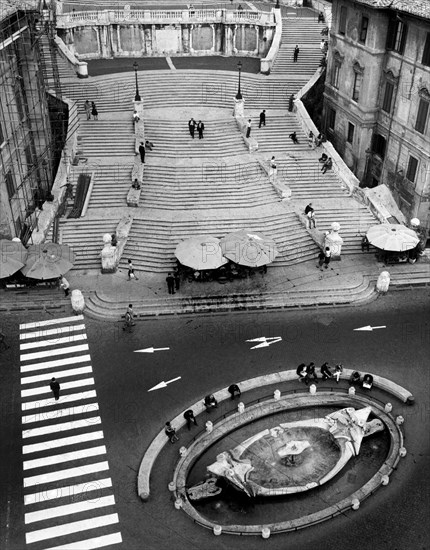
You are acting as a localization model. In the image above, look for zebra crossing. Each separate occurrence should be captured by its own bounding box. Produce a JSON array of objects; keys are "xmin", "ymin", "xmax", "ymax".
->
[{"xmin": 20, "ymin": 315, "xmax": 122, "ymax": 549}]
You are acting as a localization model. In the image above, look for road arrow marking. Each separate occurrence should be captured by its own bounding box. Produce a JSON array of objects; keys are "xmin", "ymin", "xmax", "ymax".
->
[
  {"xmin": 246, "ymin": 337, "xmax": 282, "ymax": 349},
  {"xmin": 134, "ymin": 347, "xmax": 170, "ymax": 353},
  {"xmin": 148, "ymin": 376, "xmax": 181, "ymax": 392},
  {"xmin": 353, "ymin": 325, "xmax": 386, "ymax": 332}
]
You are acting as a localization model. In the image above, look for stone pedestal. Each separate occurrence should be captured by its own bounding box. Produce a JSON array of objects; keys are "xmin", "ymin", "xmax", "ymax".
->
[
  {"xmin": 101, "ymin": 233, "xmax": 117, "ymax": 273},
  {"xmin": 234, "ymin": 97, "xmax": 245, "ymax": 118},
  {"xmin": 127, "ymin": 186, "xmax": 141, "ymax": 207}
]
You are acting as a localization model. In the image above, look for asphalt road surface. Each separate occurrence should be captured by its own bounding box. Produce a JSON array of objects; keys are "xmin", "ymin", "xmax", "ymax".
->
[{"xmin": 1, "ymin": 289, "xmax": 429, "ymax": 550}]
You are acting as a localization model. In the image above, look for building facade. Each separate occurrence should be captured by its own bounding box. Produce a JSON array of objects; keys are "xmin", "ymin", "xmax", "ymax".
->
[
  {"xmin": 0, "ymin": 5, "xmax": 61, "ymax": 243},
  {"xmin": 323, "ymin": 0, "xmax": 430, "ymax": 232}
]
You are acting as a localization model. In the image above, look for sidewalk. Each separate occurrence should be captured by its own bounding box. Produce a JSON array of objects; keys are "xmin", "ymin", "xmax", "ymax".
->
[{"xmin": 3, "ymin": 253, "xmax": 426, "ymax": 319}]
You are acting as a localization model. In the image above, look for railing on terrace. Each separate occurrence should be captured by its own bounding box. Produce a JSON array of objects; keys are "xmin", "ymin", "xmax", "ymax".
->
[{"xmin": 57, "ymin": 9, "xmax": 275, "ymax": 27}]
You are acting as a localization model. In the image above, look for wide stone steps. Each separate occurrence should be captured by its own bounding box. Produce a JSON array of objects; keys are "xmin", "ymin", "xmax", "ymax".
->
[
  {"xmin": 61, "ymin": 72, "xmax": 309, "ymax": 113},
  {"xmin": 143, "ymin": 119, "xmax": 248, "ymax": 158},
  {"xmin": 77, "ymin": 120, "xmax": 135, "ymax": 157},
  {"xmin": 83, "ymin": 276, "xmax": 377, "ymax": 320},
  {"xmin": 139, "ymin": 169, "xmax": 279, "ymax": 210},
  {"xmin": 39, "ymin": 36, "xmax": 76, "ymax": 86},
  {"xmin": 86, "ymin": 165, "xmax": 131, "ymax": 208},
  {"xmin": 119, "ymin": 213, "xmax": 319, "ymax": 273},
  {"xmin": 58, "ymin": 219, "xmax": 119, "ymax": 270},
  {"xmin": 282, "ymin": 16, "xmax": 325, "ymax": 44}
]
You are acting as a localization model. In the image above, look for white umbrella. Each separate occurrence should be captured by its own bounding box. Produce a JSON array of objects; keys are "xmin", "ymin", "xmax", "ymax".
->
[
  {"xmin": 366, "ymin": 224, "xmax": 419, "ymax": 252},
  {"xmin": 175, "ymin": 236, "xmax": 228, "ymax": 270},
  {"xmin": 0, "ymin": 239, "xmax": 28, "ymax": 278}
]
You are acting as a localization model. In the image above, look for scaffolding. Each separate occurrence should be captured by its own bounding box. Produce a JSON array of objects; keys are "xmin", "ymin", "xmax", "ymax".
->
[{"xmin": 0, "ymin": 1, "xmax": 68, "ymax": 244}]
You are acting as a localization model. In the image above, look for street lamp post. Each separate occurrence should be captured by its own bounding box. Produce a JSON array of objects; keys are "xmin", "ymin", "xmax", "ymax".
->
[
  {"xmin": 236, "ymin": 61, "xmax": 242, "ymax": 100},
  {"xmin": 276, "ymin": 0, "xmax": 280, "ymax": 8},
  {"xmin": 133, "ymin": 61, "xmax": 141, "ymax": 101}
]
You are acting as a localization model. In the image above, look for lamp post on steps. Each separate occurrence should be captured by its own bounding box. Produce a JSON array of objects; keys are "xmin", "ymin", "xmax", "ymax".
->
[
  {"xmin": 236, "ymin": 60, "xmax": 242, "ymax": 100},
  {"xmin": 133, "ymin": 61, "xmax": 141, "ymax": 102}
]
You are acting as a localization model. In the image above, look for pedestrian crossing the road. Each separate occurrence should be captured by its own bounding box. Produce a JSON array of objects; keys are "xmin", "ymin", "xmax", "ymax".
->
[{"xmin": 20, "ymin": 315, "xmax": 122, "ymax": 549}]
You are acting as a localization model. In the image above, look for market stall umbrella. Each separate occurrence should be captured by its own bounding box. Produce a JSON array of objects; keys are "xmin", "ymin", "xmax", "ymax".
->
[
  {"xmin": 21, "ymin": 243, "xmax": 75, "ymax": 280},
  {"xmin": 0, "ymin": 239, "xmax": 28, "ymax": 278},
  {"xmin": 366, "ymin": 224, "xmax": 419, "ymax": 252},
  {"xmin": 175, "ymin": 236, "xmax": 228, "ymax": 270},
  {"xmin": 220, "ymin": 230, "xmax": 278, "ymax": 267}
]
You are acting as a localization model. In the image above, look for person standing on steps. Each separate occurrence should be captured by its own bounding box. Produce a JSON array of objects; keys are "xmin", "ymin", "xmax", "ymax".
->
[
  {"xmin": 50, "ymin": 377, "xmax": 61, "ymax": 400},
  {"xmin": 166, "ymin": 272, "xmax": 175, "ymax": 294},
  {"xmin": 246, "ymin": 118, "xmax": 252, "ymax": 138},
  {"xmin": 173, "ymin": 269, "xmax": 180, "ymax": 291},
  {"xmin": 139, "ymin": 142, "xmax": 145, "ymax": 164},
  {"xmin": 188, "ymin": 118, "xmax": 196, "ymax": 138},
  {"xmin": 91, "ymin": 101, "xmax": 98, "ymax": 120},
  {"xmin": 84, "ymin": 100, "xmax": 91, "ymax": 120},
  {"xmin": 307, "ymin": 205, "xmax": 316, "ymax": 229},
  {"xmin": 59, "ymin": 275, "xmax": 70, "ymax": 297},
  {"xmin": 197, "ymin": 120, "xmax": 205, "ymax": 139},
  {"xmin": 288, "ymin": 93, "xmax": 295, "ymax": 112},
  {"xmin": 259, "ymin": 110, "xmax": 266, "ymax": 128},
  {"xmin": 293, "ymin": 45, "xmax": 300, "ymax": 62}
]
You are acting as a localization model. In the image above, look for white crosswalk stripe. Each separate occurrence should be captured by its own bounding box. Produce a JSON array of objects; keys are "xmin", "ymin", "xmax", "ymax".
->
[{"xmin": 20, "ymin": 315, "xmax": 122, "ymax": 548}]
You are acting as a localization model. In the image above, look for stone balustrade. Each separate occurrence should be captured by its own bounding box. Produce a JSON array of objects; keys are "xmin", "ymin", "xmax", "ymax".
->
[{"xmin": 57, "ymin": 8, "xmax": 275, "ymax": 28}]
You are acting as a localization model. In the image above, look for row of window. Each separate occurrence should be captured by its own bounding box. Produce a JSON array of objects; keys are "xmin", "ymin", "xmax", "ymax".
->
[
  {"xmin": 338, "ymin": 4, "xmax": 430, "ymax": 66},
  {"xmin": 326, "ymin": 108, "xmax": 419, "ymax": 183}
]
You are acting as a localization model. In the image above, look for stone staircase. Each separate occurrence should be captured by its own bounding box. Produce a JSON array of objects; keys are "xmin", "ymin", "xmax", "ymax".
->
[
  {"xmin": 77, "ymin": 119, "xmax": 135, "ymax": 157},
  {"xmin": 139, "ymin": 159, "xmax": 278, "ymax": 210},
  {"xmin": 119, "ymin": 210, "xmax": 319, "ymax": 274},
  {"xmin": 272, "ymin": 14, "xmax": 323, "ymax": 75},
  {"xmin": 39, "ymin": 35, "xmax": 77, "ymax": 87}
]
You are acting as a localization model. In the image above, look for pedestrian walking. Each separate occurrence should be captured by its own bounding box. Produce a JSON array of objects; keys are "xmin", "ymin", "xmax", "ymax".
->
[
  {"xmin": 318, "ymin": 11, "xmax": 325, "ymax": 23},
  {"xmin": 91, "ymin": 101, "xmax": 98, "ymax": 120},
  {"xmin": 288, "ymin": 93, "xmax": 295, "ymax": 112},
  {"xmin": 139, "ymin": 142, "xmax": 145, "ymax": 164},
  {"xmin": 361, "ymin": 235, "xmax": 370, "ymax": 252},
  {"xmin": 173, "ymin": 270, "xmax": 180, "ymax": 291},
  {"xmin": 197, "ymin": 120, "xmax": 205, "ymax": 139},
  {"xmin": 0, "ymin": 330, "xmax": 10, "ymax": 352},
  {"xmin": 307, "ymin": 206, "xmax": 316, "ymax": 229},
  {"xmin": 165, "ymin": 422, "xmax": 179, "ymax": 443},
  {"xmin": 320, "ymin": 362, "xmax": 333, "ymax": 381},
  {"xmin": 259, "ymin": 110, "xmax": 266, "ymax": 128},
  {"xmin": 50, "ymin": 377, "xmax": 61, "ymax": 400},
  {"xmin": 308, "ymin": 131, "xmax": 314, "ymax": 148},
  {"xmin": 59, "ymin": 275, "xmax": 70, "ymax": 297},
  {"xmin": 321, "ymin": 157, "xmax": 333, "ymax": 174},
  {"xmin": 184, "ymin": 409, "xmax": 198, "ymax": 430},
  {"xmin": 123, "ymin": 304, "xmax": 135, "ymax": 332},
  {"xmin": 293, "ymin": 45, "xmax": 300, "ymax": 62},
  {"xmin": 127, "ymin": 259, "xmax": 138, "ymax": 280},
  {"xmin": 188, "ymin": 118, "xmax": 196, "ymax": 138},
  {"xmin": 228, "ymin": 383, "xmax": 241, "ymax": 399},
  {"xmin": 84, "ymin": 100, "xmax": 91, "ymax": 120},
  {"xmin": 289, "ymin": 131, "xmax": 299, "ymax": 144},
  {"xmin": 317, "ymin": 246, "xmax": 331, "ymax": 269},
  {"xmin": 166, "ymin": 272, "xmax": 175, "ymax": 294},
  {"xmin": 246, "ymin": 118, "xmax": 252, "ymax": 138}
]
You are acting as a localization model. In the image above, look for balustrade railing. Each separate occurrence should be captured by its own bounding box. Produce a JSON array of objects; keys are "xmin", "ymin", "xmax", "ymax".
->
[{"xmin": 58, "ymin": 9, "xmax": 274, "ymax": 27}]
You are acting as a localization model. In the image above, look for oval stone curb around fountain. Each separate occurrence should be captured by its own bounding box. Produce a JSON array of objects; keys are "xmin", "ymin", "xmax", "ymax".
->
[
  {"xmin": 137, "ymin": 368, "xmax": 413, "ymax": 501},
  {"xmin": 172, "ymin": 393, "xmax": 404, "ymax": 535}
]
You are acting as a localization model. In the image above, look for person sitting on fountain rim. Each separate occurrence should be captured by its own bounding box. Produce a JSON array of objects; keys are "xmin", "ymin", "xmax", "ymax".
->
[
  {"xmin": 320, "ymin": 362, "xmax": 333, "ymax": 381},
  {"xmin": 165, "ymin": 421, "xmax": 179, "ymax": 443},
  {"xmin": 349, "ymin": 371, "xmax": 361, "ymax": 385},
  {"xmin": 204, "ymin": 394, "xmax": 218, "ymax": 412},
  {"xmin": 228, "ymin": 384, "xmax": 241, "ymax": 399},
  {"xmin": 334, "ymin": 364, "xmax": 343, "ymax": 383},
  {"xmin": 304, "ymin": 363, "xmax": 318, "ymax": 385},
  {"xmin": 296, "ymin": 363, "xmax": 307, "ymax": 382},
  {"xmin": 362, "ymin": 374, "xmax": 373, "ymax": 390}
]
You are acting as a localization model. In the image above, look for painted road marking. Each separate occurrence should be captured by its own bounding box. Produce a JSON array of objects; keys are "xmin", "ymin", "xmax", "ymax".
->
[
  {"xmin": 25, "ymin": 513, "xmax": 119, "ymax": 544},
  {"xmin": 20, "ymin": 333, "xmax": 87, "ymax": 350},
  {"xmin": 23, "ymin": 430, "xmax": 105, "ymax": 455},
  {"xmin": 23, "ymin": 445, "xmax": 107, "ymax": 470},
  {"xmin": 25, "ymin": 494, "xmax": 115, "ymax": 524},
  {"xmin": 22, "ymin": 390, "xmax": 97, "ymax": 411},
  {"xmin": 20, "ymin": 315, "xmax": 121, "ymax": 548},
  {"xmin": 20, "ymin": 315, "xmax": 84, "ymax": 329},
  {"xmin": 24, "ymin": 478, "xmax": 113, "ymax": 506}
]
